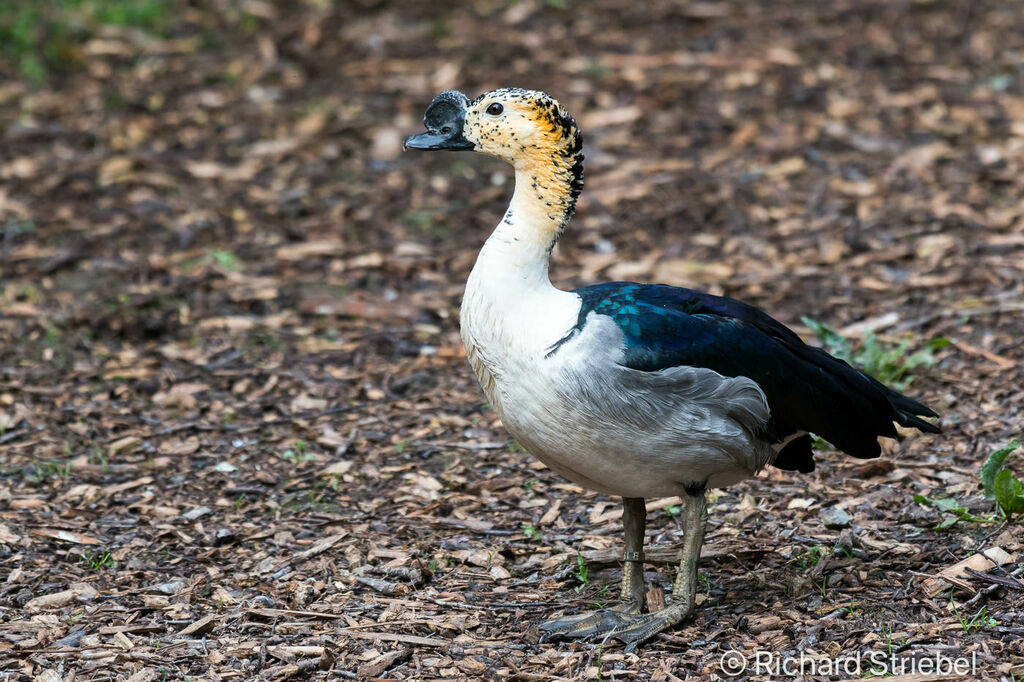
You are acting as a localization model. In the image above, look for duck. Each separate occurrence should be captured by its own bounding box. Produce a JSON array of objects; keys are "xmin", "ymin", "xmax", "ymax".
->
[{"xmin": 404, "ymin": 88, "xmax": 940, "ymax": 650}]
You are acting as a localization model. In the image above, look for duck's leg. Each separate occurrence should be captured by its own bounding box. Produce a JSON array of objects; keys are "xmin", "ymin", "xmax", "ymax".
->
[
  {"xmin": 606, "ymin": 487, "xmax": 707, "ymax": 651},
  {"xmin": 618, "ymin": 496, "xmax": 648, "ymax": 609},
  {"xmin": 537, "ymin": 497, "xmax": 647, "ymax": 639}
]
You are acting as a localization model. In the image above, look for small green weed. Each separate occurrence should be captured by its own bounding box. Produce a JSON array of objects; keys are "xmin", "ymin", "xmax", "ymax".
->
[
  {"xmin": 981, "ymin": 440, "xmax": 1024, "ymax": 519},
  {"xmin": 521, "ymin": 523, "xmax": 540, "ymax": 542},
  {"xmin": 573, "ymin": 551, "xmax": 588, "ymax": 592},
  {"xmin": 880, "ymin": 621, "xmax": 906, "ymax": 653},
  {"xmin": 801, "ymin": 317, "xmax": 947, "ymax": 389},
  {"xmin": 913, "ymin": 494, "xmax": 992, "ymax": 530},
  {"xmin": 794, "ymin": 546, "xmax": 823, "ymax": 570},
  {"xmin": 89, "ymin": 444, "xmax": 108, "ymax": 468},
  {"xmin": 207, "ymin": 248, "xmax": 240, "ymax": 270},
  {"xmin": 282, "ymin": 440, "xmax": 314, "ymax": 463},
  {"xmin": 41, "ymin": 459, "xmax": 72, "ymax": 480},
  {"xmin": 950, "ymin": 592, "xmax": 997, "ymax": 632},
  {"xmin": 80, "ymin": 549, "xmax": 116, "ymax": 571}
]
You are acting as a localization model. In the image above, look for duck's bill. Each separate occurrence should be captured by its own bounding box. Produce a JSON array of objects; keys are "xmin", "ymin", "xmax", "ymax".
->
[
  {"xmin": 403, "ymin": 131, "xmax": 473, "ymax": 151},
  {"xmin": 404, "ymin": 89, "xmax": 474, "ymax": 152}
]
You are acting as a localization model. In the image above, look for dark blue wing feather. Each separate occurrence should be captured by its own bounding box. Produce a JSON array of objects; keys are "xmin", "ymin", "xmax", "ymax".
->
[{"xmin": 570, "ymin": 282, "xmax": 938, "ymax": 469}]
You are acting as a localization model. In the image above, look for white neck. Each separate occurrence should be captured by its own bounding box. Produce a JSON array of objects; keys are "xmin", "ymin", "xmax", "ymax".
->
[
  {"xmin": 460, "ymin": 163, "xmax": 584, "ymax": 411},
  {"xmin": 471, "ymin": 164, "xmax": 574, "ymax": 289}
]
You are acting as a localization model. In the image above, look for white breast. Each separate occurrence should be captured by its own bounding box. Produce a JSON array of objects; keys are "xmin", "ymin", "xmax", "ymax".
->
[{"xmin": 460, "ymin": 250, "xmax": 580, "ymax": 419}]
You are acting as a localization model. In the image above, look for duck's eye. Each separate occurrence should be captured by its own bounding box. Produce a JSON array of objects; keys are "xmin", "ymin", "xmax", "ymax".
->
[
  {"xmin": 486, "ymin": 102, "xmax": 504, "ymax": 116},
  {"xmin": 441, "ymin": 125, "xmax": 452, "ymax": 134}
]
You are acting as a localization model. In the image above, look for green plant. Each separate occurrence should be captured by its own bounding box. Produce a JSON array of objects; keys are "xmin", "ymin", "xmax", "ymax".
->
[
  {"xmin": 834, "ymin": 543, "xmax": 854, "ymax": 559},
  {"xmin": 89, "ymin": 444, "xmax": 108, "ymax": 468},
  {"xmin": 45, "ymin": 324, "xmax": 61, "ymax": 346},
  {"xmin": 802, "ymin": 317, "xmax": 947, "ymax": 389},
  {"xmin": 981, "ymin": 440, "xmax": 1024, "ymax": 518},
  {"xmin": 41, "ymin": 459, "xmax": 72, "ymax": 480},
  {"xmin": 573, "ymin": 551, "xmax": 588, "ymax": 591},
  {"xmin": 282, "ymin": 440, "xmax": 314, "ymax": 463},
  {"xmin": 207, "ymin": 248, "xmax": 240, "ymax": 271},
  {"xmin": 879, "ymin": 621, "xmax": 905, "ymax": 654},
  {"xmin": 950, "ymin": 591, "xmax": 996, "ymax": 632},
  {"xmin": 80, "ymin": 550, "xmax": 116, "ymax": 571},
  {"xmin": 794, "ymin": 546, "xmax": 823, "ymax": 570},
  {"xmin": 521, "ymin": 523, "xmax": 540, "ymax": 541},
  {"xmin": 913, "ymin": 494, "xmax": 991, "ymax": 529}
]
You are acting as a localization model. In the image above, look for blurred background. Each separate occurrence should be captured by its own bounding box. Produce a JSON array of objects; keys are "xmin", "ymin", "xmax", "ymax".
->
[{"xmin": 1, "ymin": 1, "xmax": 1023, "ymax": 678}]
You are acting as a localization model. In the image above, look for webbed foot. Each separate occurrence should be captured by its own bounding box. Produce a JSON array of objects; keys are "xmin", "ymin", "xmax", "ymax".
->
[
  {"xmin": 538, "ymin": 600, "xmax": 694, "ymax": 650},
  {"xmin": 606, "ymin": 601, "xmax": 695, "ymax": 652},
  {"xmin": 538, "ymin": 602, "xmax": 642, "ymax": 641}
]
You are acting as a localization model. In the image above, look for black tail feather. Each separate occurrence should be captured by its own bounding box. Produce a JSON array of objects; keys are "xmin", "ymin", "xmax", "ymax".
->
[{"xmin": 886, "ymin": 391, "xmax": 941, "ymax": 434}]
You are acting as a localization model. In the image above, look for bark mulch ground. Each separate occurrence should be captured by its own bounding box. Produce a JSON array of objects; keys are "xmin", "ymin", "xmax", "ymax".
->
[{"xmin": 1, "ymin": 1, "xmax": 1022, "ymax": 679}]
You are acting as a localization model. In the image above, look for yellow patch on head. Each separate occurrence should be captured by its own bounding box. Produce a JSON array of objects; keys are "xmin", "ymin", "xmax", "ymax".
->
[
  {"xmin": 461, "ymin": 88, "xmax": 581, "ymax": 169},
  {"xmin": 460, "ymin": 88, "xmax": 585, "ymax": 240}
]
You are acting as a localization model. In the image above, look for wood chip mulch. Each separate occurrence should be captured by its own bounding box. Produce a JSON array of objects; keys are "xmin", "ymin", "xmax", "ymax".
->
[{"xmin": 1, "ymin": 0, "xmax": 1022, "ymax": 679}]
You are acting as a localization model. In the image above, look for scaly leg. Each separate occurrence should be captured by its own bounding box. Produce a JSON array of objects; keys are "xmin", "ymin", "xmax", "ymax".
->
[
  {"xmin": 538, "ymin": 497, "xmax": 647, "ymax": 640},
  {"xmin": 607, "ymin": 487, "xmax": 707, "ymax": 652}
]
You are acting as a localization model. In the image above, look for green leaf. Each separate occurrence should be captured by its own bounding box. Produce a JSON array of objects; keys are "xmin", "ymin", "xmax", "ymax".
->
[
  {"xmin": 993, "ymin": 469, "xmax": 1024, "ymax": 517},
  {"xmin": 981, "ymin": 440, "xmax": 1020, "ymax": 499},
  {"xmin": 801, "ymin": 316, "xmax": 851, "ymax": 362},
  {"xmin": 935, "ymin": 516, "xmax": 960, "ymax": 530},
  {"xmin": 932, "ymin": 498, "xmax": 966, "ymax": 513},
  {"xmin": 914, "ymin": 494, "xmax": 964, "ymax": 512}
]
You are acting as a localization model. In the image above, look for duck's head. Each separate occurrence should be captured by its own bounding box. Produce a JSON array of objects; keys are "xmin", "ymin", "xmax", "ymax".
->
[
  {"xmin": 406, "ymin": 88, "xmax": 584, "ymax": 232},
  {"xmin": 405, "ymin": 88, "xmax": 582, "ymax": 169}
]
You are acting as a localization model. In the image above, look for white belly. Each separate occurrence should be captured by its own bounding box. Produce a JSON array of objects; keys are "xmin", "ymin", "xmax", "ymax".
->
[{"xmin": 461, "ymin": 278, "xmax": 768, "ymax": 497}]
